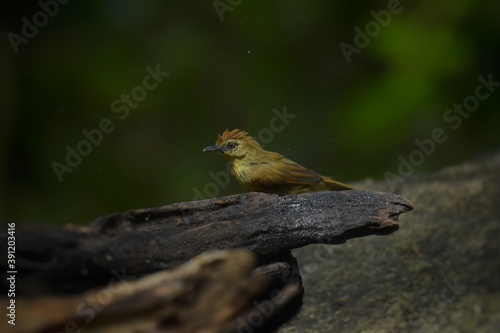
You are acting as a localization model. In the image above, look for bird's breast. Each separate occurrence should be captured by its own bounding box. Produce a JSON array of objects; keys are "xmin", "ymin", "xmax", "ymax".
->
[{"xmin": 230, "ymin": 161, "xmax": 255, "ymax": 189}]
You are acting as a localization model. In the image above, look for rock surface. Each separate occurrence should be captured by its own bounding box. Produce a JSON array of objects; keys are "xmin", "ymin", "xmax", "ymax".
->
[{"xmin": 278, "ymin": 152, "xmax": 500, "ymax": 333}]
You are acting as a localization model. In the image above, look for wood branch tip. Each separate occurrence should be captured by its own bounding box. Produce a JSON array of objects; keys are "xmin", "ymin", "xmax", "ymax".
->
[{"xmin": 395, "ymin": 197, "xmax": 414, "ymax": 213}]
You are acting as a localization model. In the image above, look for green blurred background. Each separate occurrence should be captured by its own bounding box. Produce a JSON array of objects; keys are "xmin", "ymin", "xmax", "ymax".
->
[{"xmin": 1, "ymin": 0, "xmax": 499, "ymax": 225}]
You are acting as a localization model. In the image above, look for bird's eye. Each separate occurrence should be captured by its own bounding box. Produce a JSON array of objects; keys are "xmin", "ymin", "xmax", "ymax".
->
[{"xmin": 227, "ymin": 142, "xmax": 237, "ymax": 149}]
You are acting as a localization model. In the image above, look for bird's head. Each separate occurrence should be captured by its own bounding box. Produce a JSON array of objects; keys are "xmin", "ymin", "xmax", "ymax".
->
[{"xmin": 203, "ymin": 129, "xmax": 261, "ymax": 160}]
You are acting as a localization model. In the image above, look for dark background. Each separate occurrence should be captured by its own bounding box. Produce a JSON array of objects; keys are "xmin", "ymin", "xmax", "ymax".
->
[{"xmin": 1, "ymin": 0, "xmax": 499, "ymax": 225}]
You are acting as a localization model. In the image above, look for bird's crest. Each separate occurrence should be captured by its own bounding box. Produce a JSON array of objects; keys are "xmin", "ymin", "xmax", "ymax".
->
[{"xmin": 216, "ymin": 129, "xmax": 249, "ymax": 145}]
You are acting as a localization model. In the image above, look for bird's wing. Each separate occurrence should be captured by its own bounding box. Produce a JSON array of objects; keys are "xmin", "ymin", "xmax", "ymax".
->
[{"xmin": 250, "ymin": 155, "xmax": 323, "ymax": 191}]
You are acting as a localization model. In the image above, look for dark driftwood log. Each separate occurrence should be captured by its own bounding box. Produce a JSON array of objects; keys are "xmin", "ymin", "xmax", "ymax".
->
[
  {"xmin": 5, "ymin": 250, "xmax": 303, "ymax": 333},
  {"xmin": 8, "ymin": 190, "xmax": 412, "ymax": 295}
]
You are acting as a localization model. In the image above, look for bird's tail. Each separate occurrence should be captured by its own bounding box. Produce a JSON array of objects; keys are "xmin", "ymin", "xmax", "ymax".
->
[{"xmin": 323, "ymin": 177, "xmax": 353, "ymax": 191}]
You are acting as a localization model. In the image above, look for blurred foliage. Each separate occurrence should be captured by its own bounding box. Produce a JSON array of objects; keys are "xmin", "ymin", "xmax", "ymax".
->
[{"xmin": 1, "ymin": 0, "xmax": 499, "ymax": 225}]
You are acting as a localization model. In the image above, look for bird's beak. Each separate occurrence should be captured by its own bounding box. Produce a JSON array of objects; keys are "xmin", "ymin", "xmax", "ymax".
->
[{"xmin": 202, "ymin": 145, "xmax": 223, "ymax": 153}]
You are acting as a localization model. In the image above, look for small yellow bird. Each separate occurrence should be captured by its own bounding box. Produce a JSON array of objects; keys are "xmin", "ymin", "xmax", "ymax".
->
[{"xmin": 203, "ymin": 129, "xmax": 352, "ymax": 195}]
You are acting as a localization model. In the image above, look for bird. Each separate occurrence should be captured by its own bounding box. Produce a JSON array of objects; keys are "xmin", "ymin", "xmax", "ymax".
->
[{"xmin": 202, "ymin": 129, "xmax": 352, "ymax": 195}]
